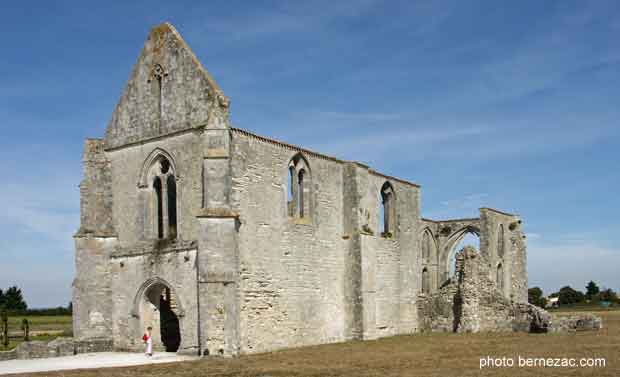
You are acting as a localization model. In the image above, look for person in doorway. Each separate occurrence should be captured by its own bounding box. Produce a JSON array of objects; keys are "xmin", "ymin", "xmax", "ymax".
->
[{"xmin": 143, "ymin": 326, "xmax": 153, "ymax": 356}]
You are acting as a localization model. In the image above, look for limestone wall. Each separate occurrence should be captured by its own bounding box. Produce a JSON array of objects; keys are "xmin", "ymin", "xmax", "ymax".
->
[
  {"xmin": 104, "ymin": 23, "xmax": 225, "ymax": 150},
  {"xmin": 108, "ymin": 242, "xmax": 199, "ymax": 354},
  {"xmin": 231, "ymin": 131, "xmax": 348, "ymax": 353},
  {"xmin": 418, "ymin": 246, "xmax": 539, "ymax": 333},
  {"xmin": 230, "ymin": 131, "xmax": 421, "ymax": 353},
  {"xmin": 105, "ymin": 131, "xmax": 204, "ymax": 247}
]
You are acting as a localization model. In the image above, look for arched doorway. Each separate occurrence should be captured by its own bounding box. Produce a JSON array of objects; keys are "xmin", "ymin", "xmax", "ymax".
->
[{"xmin": 137, "ymin": 279, "xmax": 181, "ymax": 352}]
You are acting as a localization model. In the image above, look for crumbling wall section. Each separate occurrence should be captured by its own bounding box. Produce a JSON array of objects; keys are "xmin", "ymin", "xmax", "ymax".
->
[
  {"xmin": 479, "ymin": 208, "xmax": 527, "ymax": 303},
  {"xmin": 418, "ymin": 246, "xmax": 533, "ymax": 333},
  {"xmin": 73, "ymin": 139, "xmax": 117, "ymax": 342}
]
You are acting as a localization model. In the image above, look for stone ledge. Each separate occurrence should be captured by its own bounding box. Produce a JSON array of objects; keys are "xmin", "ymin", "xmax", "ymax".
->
[
  {"xmin": 73, "ymin": 228, "xmax": 118, "ymax": 238},
  {"xmin": 0, "ymin": 348, "xmax": 17, "ymax": 361},
  {"xmin": 110, "ymin": 239, "xmax": 198, "ymax": 258},
  {"xmin": 195, "ymin": 208, "xmax": 239, "ymax": 218},
  {"xmin": 0, "ymin": 337, "xmax": 106, "ymax": 361}
]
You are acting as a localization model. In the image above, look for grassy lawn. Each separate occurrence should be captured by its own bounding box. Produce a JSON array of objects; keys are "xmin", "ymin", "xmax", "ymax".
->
[
  {"xmin": 1, "ymin": 315, "xmax": 72, "ymax": 351},
  {"xmin": 7, "ymin": 311, "xmax": 619, "ymax": 377}
]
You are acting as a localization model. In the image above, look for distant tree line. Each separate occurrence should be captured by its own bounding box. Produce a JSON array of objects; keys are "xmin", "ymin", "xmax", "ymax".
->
[
  {"xmin": 0, "ymin": 286, "xmax": 72, "ymax": 316},
  {"xmin": 528, "ymin": 281, "xmax": 619, "ymax": 308}
]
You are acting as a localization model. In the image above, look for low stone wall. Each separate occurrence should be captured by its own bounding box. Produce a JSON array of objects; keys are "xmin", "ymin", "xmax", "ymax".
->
[
  {"xmin": 550, "ymin": 314, "xmax": 603, "ymax": 333},
  {"xmin": 0, "ymin": 349, "xmax": 17, "ymax": 361},
  {"xmin": 0, "ymin": 337, "xmax": 113, "ymax": 362},
  {"xmin": 75, "ymin": 338, "xmax": 114, "ymax": 354}
]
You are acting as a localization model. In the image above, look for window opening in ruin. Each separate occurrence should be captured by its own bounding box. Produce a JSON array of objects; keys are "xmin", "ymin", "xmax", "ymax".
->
[
  {"xmin": 148, "ymin": 64, "xmax": 167, "ymax": 132},
  {"xmin": 497, "ymin": 224, "xmax": 505, "ymax": 259},
  {"xmin": 298, "ymin": 169, "xmax": 305, "ymax": 218},
  {"xmin": 422, "ymin": 267, "xmax": 430, "ymax": 294},
  {"xmin": 497, "ymin": 263, "xmax": 504, "ymax": 292},
  {"xmin": 148, "ymin": 154, "xmax": 177, "ymax": 240},
  {"xmin": 167, "ymin": 175, "xmax": 177, "ymax": 239},
  {"xmin": 288, "ymin": 166, "xmax": 295, "ymax": 203},
  {"xmin": 287, "ymin": 153, "xmax": 311, "ymax": 220},
  {"xmin": 449, "ymin": 232, "xmax": 480, "ymax": 276},
  {"xmin": 153, "ymin": 177, "xmax": 163, "ymax": 239},
  {"xmin": 422, "ymin": 231, "xmax": 431, "ymax": 261},
  {"xmin": 380, "ymin": 182, "xmax": 395, "ymax": 237}
]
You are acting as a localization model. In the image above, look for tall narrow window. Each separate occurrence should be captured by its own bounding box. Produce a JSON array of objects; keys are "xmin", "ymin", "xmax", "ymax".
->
[
  {"xmin": 422, "ymin": 231, "xmax": 430, "ymax": 260},
  {"xmin": 148, "ymin": 64, "xmax": 167, "ymax": 132},
  {"xmin": 144, "ymin": 152, "xmax": 178, "ymax": 240},
  {"xmin": 497, "ymin": 224, "xmax": 505, "ymax": 259},
  {"xmin": 167, "ymin": 175, "xmax": 177, "ymax": 238},
  {"xmin": 286, "ymin": 153, "xmax": 311, "ymax": 220},
  {"xmin": 380, "ymin": 182, "xmax": 395, "ymax": 236},
  {"xmin": 298, "ymin": 169, "xmax": 305, "ymax": 218},
  {"xmin": 154, "ymin": 177, "xmax": 163, "ymax": 239},
  {"xmin": 422, "ymin": 268, "xmax": 430, "ymax": 294},
  {"xmin": 497, "ymin": 263, "xmax": 504, "ymax": 292}
]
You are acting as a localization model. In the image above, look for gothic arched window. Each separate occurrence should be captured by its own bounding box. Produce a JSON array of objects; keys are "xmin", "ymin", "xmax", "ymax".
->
[
  {"xmin": 380, "ymin": 182, "xmax": 395, "ymax": 237},
  {"xmin": 153, "ymin": 177, "xmax": 163, "ymax": 239},
  {"xmin": 497, "ymin": 224, "xmax": 505, "ymax": 259},
  {"xmin": 422, "ymin": 267, "xmax": 430, "ymax": 294},
  {"xmin": 287, "ymin": 153, "xmax": 311, "ymax": 220},
  {"xmin": 144, "ymin": 153, "xmax": 178, "ymax": 240},
  {"xmin": 497, "ymin": 263, "xmax": 504, "ymax": 292},
  {"xmin": 422, "ymin": 231, "xmax": 431, "ymax": 260}
]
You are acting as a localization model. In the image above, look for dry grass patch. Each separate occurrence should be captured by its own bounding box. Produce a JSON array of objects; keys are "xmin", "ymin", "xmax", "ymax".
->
[{"xmin": 10, "ymin": 311, "xmax": 620, "ymax": 377}]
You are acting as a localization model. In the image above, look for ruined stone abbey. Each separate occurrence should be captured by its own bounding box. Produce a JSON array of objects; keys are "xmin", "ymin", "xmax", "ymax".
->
[{"xmin": 73, "ymin": 23, "xmax": 532, "ymax": 357}]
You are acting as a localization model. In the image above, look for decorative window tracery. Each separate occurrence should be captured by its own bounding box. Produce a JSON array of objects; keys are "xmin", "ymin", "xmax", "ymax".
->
[
  {"xmin": 143, "ymin": 152, "xmax": 178, "ymax": 240},
  {"xmin": 287, "ymin": 153, "xmax": 311, "ymax": 220}
]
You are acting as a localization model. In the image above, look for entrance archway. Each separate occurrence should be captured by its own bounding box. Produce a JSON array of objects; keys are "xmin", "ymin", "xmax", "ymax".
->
[{"xmin": 135, "ymin": 278, "xmax": 181, "ymax": 352}]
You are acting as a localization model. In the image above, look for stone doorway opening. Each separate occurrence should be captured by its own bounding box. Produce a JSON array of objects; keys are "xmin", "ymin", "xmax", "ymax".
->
[{"xmin": 139, "ymin": 280, "xmax": 181, "ymax": 352}]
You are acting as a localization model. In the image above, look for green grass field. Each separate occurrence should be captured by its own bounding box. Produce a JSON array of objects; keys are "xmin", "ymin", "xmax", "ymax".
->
[
  {"xmin": 7, "ymin": 310, "xmax": 619, "ymax": 377},
  {"xmin": 2, "ymin": 315, "xmax": 72, "ymax": 350}
]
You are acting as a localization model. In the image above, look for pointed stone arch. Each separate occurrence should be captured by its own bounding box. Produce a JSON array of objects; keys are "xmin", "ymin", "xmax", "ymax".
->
[
  {"xmin": 138, "ymin": 148, "xmax": 178, "ymax": 188},
  {"xmin": 497, "ymin": 262, "xmax": 504, "ymax": 293},
  {"xmin": 131, "ymin": 277, "xmax": 184, "ymax": 353},
  {"xmin": 380, "ymin": 181, "xmax": 396, "ymax": 237},
  {"xmin": 420, "ymin": 227, "xmax": 439, "ymax": 264},
  {"xmin": 441, "ymin": 225, "xmax": 481, "ymax": 278},
  {"xmin": 137, "ymin": 148, "xmax": 180, "ymax": 240},
  {"xmin": 131, "ymin": 277, "xmax": 184, "ymax": 318},
  {"xmin": 286, "ymin": 152, "xmax": 312, "ymax": 219}
]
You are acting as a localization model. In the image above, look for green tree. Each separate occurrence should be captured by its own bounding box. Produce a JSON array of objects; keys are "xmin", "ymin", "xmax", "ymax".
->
[
  {"xmin": 586, "ymin": 281, "xmax": 600, "ymax": 300},
  {"xmin": 4, "ymin": 286, "xmax": 27, "ymax": 311},
  {"xmin": 599, "ymin": 288, "xmax": 618, "ymax": 303},
  {"xmin": 558, "ymin": 286, "xmax": 585, "ymax": 305},
  {"xmin": 528, "ymin": 287, "xmax": 547, "ymax": 308},
  {"xmin": 0, "ymin": 289, "xmax": 5, "ymax": 308},
  {"xmin": 1, "ymin": 307, "xmax": 7, "ymax": 348}
]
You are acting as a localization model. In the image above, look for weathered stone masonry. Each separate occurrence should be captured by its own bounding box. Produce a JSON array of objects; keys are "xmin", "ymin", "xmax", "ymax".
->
[{"xmin": 73, "ymin": 23, "xmax": 531, "ymax": 357}]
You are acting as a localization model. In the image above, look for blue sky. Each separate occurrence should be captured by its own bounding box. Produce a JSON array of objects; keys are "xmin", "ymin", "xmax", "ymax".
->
[{"xmin": 1, "ymin": 1, "xmax": 619, "ymax": 307}]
